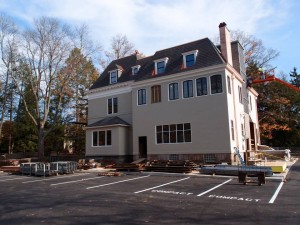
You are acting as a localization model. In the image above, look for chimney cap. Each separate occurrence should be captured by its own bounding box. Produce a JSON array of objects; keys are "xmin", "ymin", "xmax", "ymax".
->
[{"xmin": 218, "ymin": 22, "xmax": 227, "ymax": 28}]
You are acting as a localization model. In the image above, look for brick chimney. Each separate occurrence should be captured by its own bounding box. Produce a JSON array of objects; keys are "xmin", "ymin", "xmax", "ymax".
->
[{"xmin": 219, "ymin": 22, "xmax": 233, "ymax": 66}]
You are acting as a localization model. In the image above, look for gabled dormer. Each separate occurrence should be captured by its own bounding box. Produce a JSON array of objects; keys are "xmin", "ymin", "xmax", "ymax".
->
[
  {"xmin": 132, "ymin": 65, "xmax": 141, "ymax": 75},
  {"xmin": 182, "ymin": 50, "xmax": 198, "ymax": 69},
  {"xmin": 109, "ymin": 68, "xmax": 123, "ymax": 84},
  {"xmin": 154, "ymin": 57, "xmax": 169, "ymax": 75}
]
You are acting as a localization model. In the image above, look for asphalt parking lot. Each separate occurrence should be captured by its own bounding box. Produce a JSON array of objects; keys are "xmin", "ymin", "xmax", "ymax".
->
[{"xmin": 0, "ymin": 160, "xmax": 299, "ymax": 225}]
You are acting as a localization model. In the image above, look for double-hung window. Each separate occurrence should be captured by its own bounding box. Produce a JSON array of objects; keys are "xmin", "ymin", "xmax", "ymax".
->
[
  {"xmin": 92, "ymin": 130, "xmax": 112, "ymax": 147},
  {"xmin": 196, "ymin": 77, "xmax": 207, "ymax": 96},
  {"xmin": 183, "ymin": 80, "xmax": 193, "ymax": 98},
  {"xmin": 227, "ymin": 76, "xmax": 231, "ymax": 94},
  {"xmin": 238, "ymin": 86, "xmax": 243, "ymax": 103},
  {"xmin": 151, "ymin": 85, "xmax": 161, "ymax": 103},
  {"xmin": 108, "ymin": 97, "xmax": 118, "ymax": 114},
  {"xmin": 211, "ymin": 74, "xmax": 223, "ymax": 94},
  {"xmin": 138, "ymin": 89, "xmax": 146, "ymax": 105},
  {"xmin": 169, "ymin": 83, "xmax": 179, "ymax": 100},
  {"xmin": 110, "ymin": 71, "xmax": 118, "ymax": 84}
]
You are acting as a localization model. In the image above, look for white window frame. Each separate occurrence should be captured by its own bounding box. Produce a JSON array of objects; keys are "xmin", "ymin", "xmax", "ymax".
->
[
  {"xmin": 182, "ymin": 80, "xmax": 194, "ymax": 99},
  {"xmin": 137, "ymin": 88, "xmax": 147, "ymax": 105},
  {"xmin": 109, "ymin": 69, "xmax": 122, "ymax": 84},
  {"xmin": 168, "ymin": 82, "xmax": 179, "ymax": 101},
  {"xmin": 132, "ymin": 65, "xmax": 141, "ymax": 75},
  {"xmin": 182, "ymin": 50, "xmax": 198, "ymax": 68},
  {"xmin": 210, "ymin": 74, "xmax": 223, "ymax": 94},
  {"xmin": 154, "ymin": 57, "xmax": 169, "ymax": 75},
  {"xmin": 195, "ymin": 77, "xmax": 208, "ymax": 97},
  {"xmin": 92, "ymin": 130, "xmax": 112, "ymax": 147},
  {"xmin": 107, "ymin": 97, "xmax": 118, "ymax": 114}
]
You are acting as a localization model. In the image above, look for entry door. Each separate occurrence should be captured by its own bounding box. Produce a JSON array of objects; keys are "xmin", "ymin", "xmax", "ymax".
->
[{"xmin": 138, "ymin": 136, "xmax": 147, "ymax": 159}]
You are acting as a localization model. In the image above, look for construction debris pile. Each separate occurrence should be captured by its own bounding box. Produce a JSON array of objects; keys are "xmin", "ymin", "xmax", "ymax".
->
[{"xmin": 145, "ymin": 160, "xmax": 198, "ymax": 173}]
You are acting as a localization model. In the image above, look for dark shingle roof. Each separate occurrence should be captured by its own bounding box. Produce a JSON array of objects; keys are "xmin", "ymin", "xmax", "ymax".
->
[
  {"xmin": 90, "ymin": 38, "xmax": 224, "ymax": 90},
  {"xmin": 86, "ymin": 116, "xmax": 130, "ymax": 128}
]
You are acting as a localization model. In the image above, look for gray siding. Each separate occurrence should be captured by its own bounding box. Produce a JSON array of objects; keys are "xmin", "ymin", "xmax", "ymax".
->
[
  {"xmin": 88, "ymin": 91, "xmax": 133, "ymax": 125},
  {"xmin": 132, "ymin": 71, "xmax": 231, "ymax": 157}
]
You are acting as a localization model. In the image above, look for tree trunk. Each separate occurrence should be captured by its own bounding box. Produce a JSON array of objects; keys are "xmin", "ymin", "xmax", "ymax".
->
[{"xmin": 37, "ymin": 127, "xmax": 45, "ymax": 158}]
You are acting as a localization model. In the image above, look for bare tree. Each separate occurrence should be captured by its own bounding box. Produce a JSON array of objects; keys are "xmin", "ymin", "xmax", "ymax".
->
[
  {"xmin": 71, "ymin": 23, "xmax": 102, "ymax": 63},
  {"xmin": 214, "ymin": 30, "xmax": 279, "ymax": 70},
  {"xmin": 11, "ymin": 17, "xmax": 73, "ymax": 157},
  {"xmin": 0, "ymin": 13, "xmax": 19, "ymax": 149},
  {"xmin": 101, "ymin": 34, "xmax": 135, "ymax": 69}
]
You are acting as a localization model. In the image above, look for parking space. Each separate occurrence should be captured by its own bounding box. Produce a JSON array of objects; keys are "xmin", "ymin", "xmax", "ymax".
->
[
  {"xmin": 0, "ymin": 162, "xmax": 299, "ymax": 225},
  {"xmin": 0, "ymin": 171, "xmax": 284, "ymax": 205}
]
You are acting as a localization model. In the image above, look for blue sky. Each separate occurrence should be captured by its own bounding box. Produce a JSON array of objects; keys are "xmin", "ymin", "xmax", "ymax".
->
[{"xmin": 0, "ymin": 0, "xmax": 299, "ymax": 76}]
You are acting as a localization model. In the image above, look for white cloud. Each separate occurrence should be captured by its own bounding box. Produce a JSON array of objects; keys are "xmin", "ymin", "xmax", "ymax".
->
[{"xmin": 0, "ymin": 0, "xmax": 296, "ymax": 71}]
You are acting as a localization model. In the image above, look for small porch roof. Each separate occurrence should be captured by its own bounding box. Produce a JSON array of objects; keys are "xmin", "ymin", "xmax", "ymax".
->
[{"xmin": 86, "ymin": 116, "xmax": 130, "ymax": 129}]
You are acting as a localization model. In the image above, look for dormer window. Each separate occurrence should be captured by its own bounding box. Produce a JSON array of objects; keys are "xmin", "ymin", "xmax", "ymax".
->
[
  {"xmin": 154, "ymin": 57, "xmax": 169, "ymax": 75},
  {"xmin": 132, "ymin": 65, "xmax": 141, "ymax": 75},
  {"xmin": 182, "ymin": 50, "xmax": 198, "ymax": 68},
  {"xmin": 109, "ymin": 69, "xmax": 122, "ymax": 84}
]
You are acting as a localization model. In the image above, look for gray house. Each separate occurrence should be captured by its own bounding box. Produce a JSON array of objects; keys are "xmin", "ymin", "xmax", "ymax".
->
[{"xmin": 85, "ymin": 23, "xmax": 260, "ymax": 164}]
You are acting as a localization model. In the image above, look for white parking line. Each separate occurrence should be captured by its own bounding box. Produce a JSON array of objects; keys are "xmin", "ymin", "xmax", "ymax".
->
[
  {"xmin": 86, "ymin": 175, "xmax": 150, "ymax": 189},
  {"xmin": 22, "ymin": 173, "xmax": 89, "ymax": 184},
  {"xmin": 134, "ymin": 177, "xmax": 190, "ymax": 194},
  {"xmin": 0, "ymin": 176, "xmax": 31, "ymax": 182},
  {"xmin": 197, "ymin": 179, "xmax": 232, "ymax": 197},
  {"xmin": 51, "ymin": 176, "xmax": 104, "ymax": 186},
  {"xmin": 269, "ymin": 181, "xmax": 284, "ymax": 204}
]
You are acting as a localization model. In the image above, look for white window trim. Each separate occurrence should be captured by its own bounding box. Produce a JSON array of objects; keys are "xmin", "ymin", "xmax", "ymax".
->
[
  {"xmin": 132, "ymin": 65, "xmax": 141, "ymax": 75},
  {"xmin": 182, "ymin": 79, "xmax": 194, "ymax": 99},
  {"xmin": 210, "ymin": 74, "xmax": 223, "ymax": 95},
  {"xmin": 168, "ymin": 82, "xmax": 180, "ymax": 101},
  {"xmin": 107, "ymin": 97, "xmax": 118, "ymax": 115},
  {"xmin": 109, "ymin": 69, "xmax": 122, "ymax": 84},
  {"xmin": 182, "ymin": 50, "xmax": 198, "ymax": 68},
  {"xmin": 195, "ymin": 77, "xmax": 208, "ymax": 97},
  {"xmin": 155, "ymin": 123, "xmax": 192, "ymax": 144},
  {"xmin": 154, "ymin": 57, "xmax": 169, "ymax": 75},
  {"xmin": 92, "ymin": 130, "xmax": 112, "ymax": 147},
  {"xmin": 137, "ymin": 88, "xmax": 147, "ymax": 106}
]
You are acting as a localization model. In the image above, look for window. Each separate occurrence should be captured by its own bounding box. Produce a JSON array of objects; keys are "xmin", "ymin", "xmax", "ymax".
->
[
  {"xmin": 138, "ymin": 89, "xmax": 146, "ymax": 105},
  {"xmin": 185, "ymin": 54, "xmax": 195, "ymax": 67},
  {"xmin": 108, "ymin": 97, "xmax": 118, "ymax": 114},
  {"xmin": 231, "ymin": 120, "xmax": 235, "ymax": 141},
  {"xmin": 169, "ymin": 83, "xmax": 179, "ymax": 100},
  {"xmin": 151, "ymin": 85, "xmax": 161, "ymax": 103},
  {"xmin": 92, "ymin": 130, "xmax": 112, "ymax": 146},
  {"xmin": 238, "ymin": 86, "xmax": 243, "ymax": 103},
  {"xmin": 211, "ymin": 74, "xmax": 223, "ymax": 94},
  {"xmin": 182, "ymin": 50, "xmax": 198, "ymax": 68},
  {"xmin": 227, "ymin": 76, "xmax": 231, "ymax": 94},
  {"xmin": 203, "ymin": 154, "xmax": 217, "ymax": 163},
  {"xmin": 156, "ymin": 123, "xmax": 191, "ymax": 144},
  {"xmin": 132, "ymin": 65, "xmax": 140, "ymax": 75},
  {"xmin": 241, "ymin": 124, "xmax": 245, "ymax": 137},
  {"xmin": 154, "ymin": 57, "xmax": 169, "ymax": 75},
  {"xmin": 196, "ymin": 77, "xmax": 207, "ymax": 96},
  {"xmin": 249, "ymin": 96, "xmax": 252, "ymax": 111},
  {"xmin": 183, "ymin": 80, "xmax": 193, "ymax": 98},
  {"xmin": 157, "ymin": 61, "xmax": 165, "ymax": 74},
  {"xmin": 110, "ymin": 71, "xmax": 117, "ymax": 84}
]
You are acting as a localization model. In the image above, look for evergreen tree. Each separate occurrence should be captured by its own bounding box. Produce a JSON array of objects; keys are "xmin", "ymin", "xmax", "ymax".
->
[
  {"xmin": 289, "ymin": 67, "xmax": 300, "ymax": 89},
  {"xmin": 13, "ymin": 81, "xmax": 37, "ymax": 153}
]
